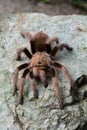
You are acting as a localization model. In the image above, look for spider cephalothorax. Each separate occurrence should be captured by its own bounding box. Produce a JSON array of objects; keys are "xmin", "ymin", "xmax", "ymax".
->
[
  {"xmin": 13, "ymin": 52, "xmax": 78, "ymax": 109},
  {"xmin": 16, "ymin": 31, "xmax": 73, "ymax": 60}
]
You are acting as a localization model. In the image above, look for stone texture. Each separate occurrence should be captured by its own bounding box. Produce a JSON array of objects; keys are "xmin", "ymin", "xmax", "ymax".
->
[{"xmin": 0, "ymin": 13, "xmax": 87, "ymax": 130}]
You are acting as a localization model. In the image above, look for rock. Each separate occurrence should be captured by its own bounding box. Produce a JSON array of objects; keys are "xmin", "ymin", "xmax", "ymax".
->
[{"xmin": 0, "ymin": 13, "xmax": 87, "ymax": 130}]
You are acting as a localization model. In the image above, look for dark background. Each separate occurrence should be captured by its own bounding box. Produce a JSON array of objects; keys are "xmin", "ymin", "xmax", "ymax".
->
[{"xmin": 0, "ymin": 0, "xmax": 87, "ymax": 17}]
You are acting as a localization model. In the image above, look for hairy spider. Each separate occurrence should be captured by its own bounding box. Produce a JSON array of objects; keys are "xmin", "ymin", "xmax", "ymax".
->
[
  {"xmin": 16, "ymin": 31, "xmax": 73, "ymax": 60},
  {"xmin": 13, "ymin": 52, "xmax": 78, "ymax": 109}
]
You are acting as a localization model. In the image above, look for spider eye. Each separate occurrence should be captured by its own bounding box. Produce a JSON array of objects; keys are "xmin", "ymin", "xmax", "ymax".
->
[{"xmin": 38, "ymin": 61, "xmax": 41, "ymax": 64}]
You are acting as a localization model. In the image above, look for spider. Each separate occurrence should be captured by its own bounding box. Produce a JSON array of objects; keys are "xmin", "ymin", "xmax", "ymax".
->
[
  {"xmin": 16, "ymin": 31, "xmax": 73, "ymax": 60},
  {"xmin": 13, "ymin": 52, "xmax": 78, "ymax": 109}
]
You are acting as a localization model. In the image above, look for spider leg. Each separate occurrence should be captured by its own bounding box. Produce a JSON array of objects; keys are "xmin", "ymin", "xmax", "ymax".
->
[
  {"xmin": 58, "ymin": 43, "xmax": 73, "ymax": 51},
  {"xmin": 16, "ymin": 47, "xmax": 32, "ymax": 60},
  {"xmin": 53, "ymin": 61, "xmax": 79, "ymax": 102},
  {"xmin": 30, "ymin": 39, "xmax": 36, "ymax": 54},
  {"xmin": 13, "ymin": 63, "xmax": 29, "ymax": 96},
  {"xmin": 18, "ymin": 68, "xmax": 29, "ymax": 104},
  {"xmin": 50, "ymin": 44, "xmax": 73, "ymax": 57},
  {"xmin": 20, "ymin": 31, "xmax": 36, "ymax": 54},
  {"xmin": 17, "ymin": 31, "xmax": 33, "ymax": 60},
  {"xmin": 53, "ymin": 61, "xmax": 74, "ymax": 86},
  {"xmin": 29, "ymin": 76, "xmax": 38, "ymax": 99},
  {"xmin": 39, "ymin": 70, "xmax": 48, "ymax": 88},
  {"xmin": 46, "ymin": 36, "xmax": 59, "ymax": 44},
  {"xmin": 20, "ymin": 31, "xmax": 32, "ymax": 40},
  {"xmin": 45, "ymin": 44, "xmax": 51, "ymax": 54},
  {"xmin": 50, "ymin": 46, "xmax": 59, "ymax": 56},
  {"xmin": 50, "ymin": 67, "xmax": 63, "ymax": 109}
]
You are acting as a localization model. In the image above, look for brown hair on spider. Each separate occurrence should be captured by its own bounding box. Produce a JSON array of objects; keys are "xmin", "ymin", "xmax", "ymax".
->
[
  {"xmin": 13, "ymin": 52, "xmax": 79, "ymax": 109},
  {"xmin": 16, "ymin": 30, "xmax": 73, "ymax": 61}
]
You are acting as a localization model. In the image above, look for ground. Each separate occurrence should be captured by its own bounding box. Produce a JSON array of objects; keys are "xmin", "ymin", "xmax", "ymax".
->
[{"xmin": 0, "ymin": 0, "xmax": 86, "ymax": 17}]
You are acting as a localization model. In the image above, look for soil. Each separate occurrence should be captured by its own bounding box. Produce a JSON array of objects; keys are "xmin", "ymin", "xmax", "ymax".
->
[{"xmin": 0, "ymin": 0, "xmax": 86, "ymax": 17}]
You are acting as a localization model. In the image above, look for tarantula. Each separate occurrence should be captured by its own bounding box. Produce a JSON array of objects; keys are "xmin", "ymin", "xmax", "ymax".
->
[
  {"xmin": 16, "ymin": 31, "xmax": 73, "ymax": 60},
  {"xmin": 13, "ymin": 52, "xmax": 78, "ymax": 109}
]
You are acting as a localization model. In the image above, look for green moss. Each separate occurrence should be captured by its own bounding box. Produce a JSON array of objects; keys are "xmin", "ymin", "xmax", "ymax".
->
[
  {"xmin": 41, "ymin": 0, "xmax": 50, "ymax": 3},
  {"xmin": 72, "ymin": 0, "xmax": 87, "ymax": 11}
]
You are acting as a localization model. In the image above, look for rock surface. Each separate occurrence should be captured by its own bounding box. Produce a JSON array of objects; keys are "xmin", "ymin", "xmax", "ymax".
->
[{"xmin": 0, "ymin": 13, "xmax": 87, "ymax": 130}]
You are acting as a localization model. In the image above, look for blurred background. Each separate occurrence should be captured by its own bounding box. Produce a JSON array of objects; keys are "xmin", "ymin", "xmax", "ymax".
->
[{"xmin": 0, "ymin": 0, "xmax": 87, "ymax": 17}]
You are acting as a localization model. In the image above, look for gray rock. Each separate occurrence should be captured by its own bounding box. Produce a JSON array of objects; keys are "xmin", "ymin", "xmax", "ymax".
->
[{"xmin": 0, "ymin": 13, "xmax": 87, "ymax": 130}]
